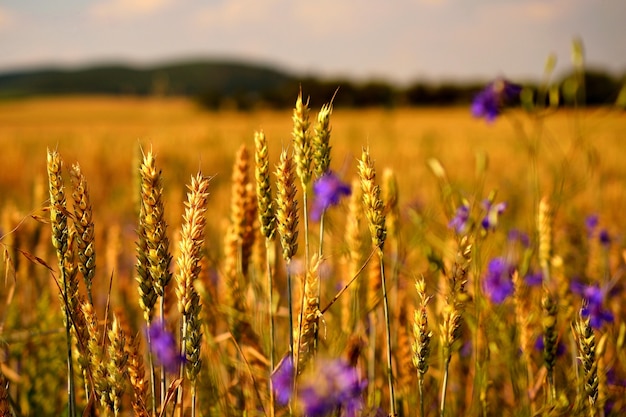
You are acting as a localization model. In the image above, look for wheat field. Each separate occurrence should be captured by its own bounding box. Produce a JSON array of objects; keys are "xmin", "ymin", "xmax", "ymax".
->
[{"xmin": 0, "ymin": 95, "xmax": 625, "ymax": 416}]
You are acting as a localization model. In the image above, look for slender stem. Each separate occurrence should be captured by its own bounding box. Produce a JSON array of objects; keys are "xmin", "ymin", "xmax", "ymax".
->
[
  {"xmin": 146, "ymin": 318, "xmax": 158, "ymax": 417},
  {"xmin": 177, "ymin": 317, "xmax": 188, "ymax": 417},
  {"xmin": 302, "ymin": 187, "xmax": 310, "ymax": 272},
  {"xmin": 160, "ymin": 300, "xmax": 167, "ymax": 417},
  {"xmin": 266, "ymin": 239, "xmax": 276, "ymax": 417},
  {"xmin": 378, "ymin": 253, "xmax": 396, "ymax": 416},
  {"xmin": 367, "ymin": 312, "xmax": 376, "ymax": 407},
  {"xmin": 191, "ymin": 384, "xmax": 197, "ymax": 417},
  {"xmin": 61, "ymin": 268, "xmax": 77, "ymax": 417},
  {"xmin": 313, "ymin": 210, "xmax": 325, "ymax": 355},
  {"xmin": 286, "ymin": 263, "xmax": 295, "ymax": 400},
  {"xmin": 418, "ymin": 372, "xmax": 425, "ymax": 417},
  {"xmin": 440, "ymin": 357, "xmax": 451, "ymax": 417}
]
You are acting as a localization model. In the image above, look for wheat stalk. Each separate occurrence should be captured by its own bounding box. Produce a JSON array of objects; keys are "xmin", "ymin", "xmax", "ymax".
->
[
  {"xmin": 358, "ymin": 147, "xmax": 396, "ymax": 416},
  {"xmin": 175, "ymin": 173, "xmax": 209, "ymax": 416},
  {"xmin": 46, "ymin": 148, "xmax": 77, "ymax": 417}
]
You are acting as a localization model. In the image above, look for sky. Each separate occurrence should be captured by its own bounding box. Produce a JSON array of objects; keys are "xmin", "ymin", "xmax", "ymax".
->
[{"xmin": 1, "ymin": 0, "xmax": 625, "ymax": 84}]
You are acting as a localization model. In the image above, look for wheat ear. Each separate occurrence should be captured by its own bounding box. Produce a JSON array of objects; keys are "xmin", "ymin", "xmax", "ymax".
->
[
  {"xmin": 46, "ymin": 148, "xmax": 77, "ymax": 417},
  {"xmin": 413, "ymin": 277, "xmax": 432, "ymax": 417},
  {"xmin": 254, "ymin": 130, "xmax": 277, "ymax": 417},
  {"xmin": 69, "ymin": 163, "xmax": 96, "ymax": 304},
  {"xmin": 358, "ymin": 147, "xmax": 396, "ymax": 416},
  {"xmin": 175, "ymin": 173, "xmax": 209, "ymax": 416},
  {"xmin": 573, "ymin": 308, "xmax": 599, "ymax": 417},
  {"xmin": 275, "ymin": 149, "xmax": 299, "ymax": 371}
]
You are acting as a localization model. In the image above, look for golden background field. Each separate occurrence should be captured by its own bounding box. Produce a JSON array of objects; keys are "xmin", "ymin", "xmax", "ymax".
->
[{"xmin": 2, "ymin": 97, "xmax": 624, "ymax": 228}]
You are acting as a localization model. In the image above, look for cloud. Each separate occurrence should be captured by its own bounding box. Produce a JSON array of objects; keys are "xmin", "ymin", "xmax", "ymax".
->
[{"xmin": 90, "ymin": 0, "xmax": 173, "ymax": 19}]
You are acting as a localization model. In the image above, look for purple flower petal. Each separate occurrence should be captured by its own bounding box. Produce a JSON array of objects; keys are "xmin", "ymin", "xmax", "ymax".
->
[
  {"xmin": 472, "ymin": 78, "xmax": 522, "ymax": 122},
  {"xmin": 311, "ymin": 171, "xmax": 351, "ymax": 222},
  {"xmin": 147, "ymin": 320, "xmax": 185, "ymax": 374},
  {"xmin": 272, "ymin": 355, "xmax": 295, "ymax": 405},
  {"xmin": 483, "ymin": 257, "xmax": 514, "ymax": 303},
  {"xmin": 449, "ymin": 202, "xmax": 470, "ymax": 234}
]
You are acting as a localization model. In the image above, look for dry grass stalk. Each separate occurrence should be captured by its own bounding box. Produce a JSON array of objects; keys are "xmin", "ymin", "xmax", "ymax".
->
[
  {"xmin": 312, "ymin": 102, "xmax": 332, "ymax": 178},
  {"xmin": 69, "ymin": 163, "xmax": 96, "ymax": 303}
]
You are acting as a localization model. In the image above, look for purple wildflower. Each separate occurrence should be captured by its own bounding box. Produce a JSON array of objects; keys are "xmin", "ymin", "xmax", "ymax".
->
[
  {"xmin": 147, "ymin": 321, "xmax": 185, "ymax": 374},
  {"xmin": 524, "ymin": 270, "xmax": 543, "ymax": 286},
  {"xmin": 449, "ymin": 202, "xmax": 470, "ymax": 234},
  {"xmin": 471, "ymin": 78, "xmax": 522, "ymax": 122},
  {"xmin": 585, "ymin": 214, "xmax": 599, "ymax": 233},
  {"xmin": 483, "ymin": 257, "xmax": 515, "ymax": 303},
  {"xmin": 297, "ymin": 359, "xmax": 366, "ymax": 417},
  {"xmin": 571, "ymin": 282, "xmax": 614, "ymax": 329},
  {"xmin": 581, "ymin": 285, "xmax": 614, "ymax": 329},
  {"xmin": 311, "ymin": 171, "xmax": 351, "ymax": 222},
  {"xmin": 272, "ymin": 355, "xmax": 295, "ymax": 405},
  {"xmin": 508, "ymin": 228, "xmax": 530, "ymax": 248},
  {"xmin": 599, "ymin": 229, "xmax": 611, "ymax": 247},
  {"xmin": 481, "ymin": 199, "xmax": 507, "ymax": 232}
]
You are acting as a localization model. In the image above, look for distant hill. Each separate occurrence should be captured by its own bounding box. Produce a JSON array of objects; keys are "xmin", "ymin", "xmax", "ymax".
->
[
  {"xmin": 1, "ymin": 60, "xmax": 622, "ymax": 109},
  {"xmin": 0, "ymin": 60, "xmax": 297, "ymax": 99}
]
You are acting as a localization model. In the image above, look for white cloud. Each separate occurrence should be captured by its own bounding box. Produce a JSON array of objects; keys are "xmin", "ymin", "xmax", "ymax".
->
[{"xmin": 90, "ymin": 0, "xmax": 173, "ymax": 19}]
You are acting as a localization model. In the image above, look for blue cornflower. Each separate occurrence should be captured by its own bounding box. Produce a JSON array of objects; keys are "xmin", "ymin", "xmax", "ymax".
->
[
  {"xmin": 311, "ymin": 171, "xmax": 351, "ymax": 222},
  {"xmin": 471, "ymin": 78, "xmax": 522, "ymax": 122},
  {"xmin": 449, "ymin": 202, "xmax": 470, "ymax": 234},
  {"xmin": 524, "ymin": 270, "xmax": 543, "ymax": 286},
  {"xmin": 599, "ymin": 229, "xmax": 611, "ymax": 248},
  {"xmin": 585, "ymin": 214, "xmax": 599, "ymax": 235},
  {"xmin": 296, "ymin": 358, "xmax": 366, "ymax": 417},
  {"xmin": 481, "ymin": 199, "xmax": 507, "ymax": 232},
  {"xmin": 147, "ymin": 321, "xmax": 185, "ymax": 374},
  {"xmin": 483, "ymin": 257, "xmax": 515, "ymax": 303},
  {"xmin": 571, "ymin": 282, "xmax": 614, "ymax": 329},
  {"xmin": 272, "ymin": 355, "xmax": 295, "ymax": 405},
  {"xmin": 508, "ymin": 228, "xmax": 530, "ymax": 248}
]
